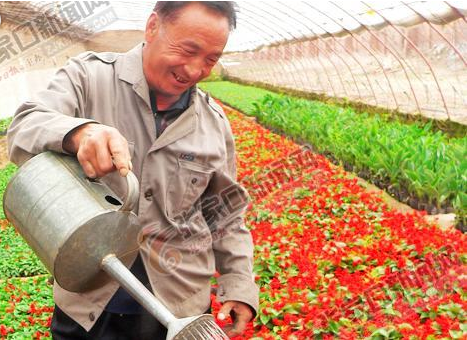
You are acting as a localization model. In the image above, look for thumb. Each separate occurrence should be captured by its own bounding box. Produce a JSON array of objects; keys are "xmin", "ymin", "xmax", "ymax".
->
[{"xmin": 217, "ymin": 301, "xmax": 235, "ymax": 321}]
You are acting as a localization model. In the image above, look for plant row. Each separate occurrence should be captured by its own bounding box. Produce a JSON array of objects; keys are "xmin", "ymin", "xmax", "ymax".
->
[{"xmin": 199, "ymin": 81, "xmax": 466, "ymax": 227}]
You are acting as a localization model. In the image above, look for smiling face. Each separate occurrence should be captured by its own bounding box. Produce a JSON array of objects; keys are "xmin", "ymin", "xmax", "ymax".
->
[{"xmin": 142, "ymin": 2, "xmax": 230, "ymax": 107}]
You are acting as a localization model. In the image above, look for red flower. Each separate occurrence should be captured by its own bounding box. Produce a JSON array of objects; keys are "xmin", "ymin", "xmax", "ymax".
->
[{"xmin": 0, "ymin": 325, "xmax": 8, "ymax": 336}]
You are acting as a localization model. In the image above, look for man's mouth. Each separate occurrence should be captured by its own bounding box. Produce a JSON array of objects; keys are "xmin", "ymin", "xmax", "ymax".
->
[{"xmin": 172, "ymin": 72, "xmax": 189, "ymax": 84}]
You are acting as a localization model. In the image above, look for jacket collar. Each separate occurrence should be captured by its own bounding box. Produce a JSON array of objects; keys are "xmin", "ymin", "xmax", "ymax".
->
[{"xmin": 118, "ymin": 43, "xmax": 151, "ymax": 109}]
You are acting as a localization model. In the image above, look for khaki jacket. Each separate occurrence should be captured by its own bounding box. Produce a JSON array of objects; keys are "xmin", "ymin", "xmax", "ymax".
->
[{"xmin": 7, "ymin": 43, "xmax": 258, "ymax": 331}]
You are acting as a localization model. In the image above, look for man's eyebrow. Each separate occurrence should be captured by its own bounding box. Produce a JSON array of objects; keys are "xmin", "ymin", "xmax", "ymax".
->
[
  {"xmin": 180, "ymin": 41, "xmax": 201, "ymax": 50},
  {"xmin": 180, "ymin": 40, "xmax": 223, "ymax": 58}
]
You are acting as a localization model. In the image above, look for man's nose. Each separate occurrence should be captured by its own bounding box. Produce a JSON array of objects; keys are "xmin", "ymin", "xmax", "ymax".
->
[{"xmin": 183, "ymin": 60, "xmax": 204, "ymax": 80}]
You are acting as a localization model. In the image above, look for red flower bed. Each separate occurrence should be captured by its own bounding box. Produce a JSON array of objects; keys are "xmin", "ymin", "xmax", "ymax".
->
[
  {"xmin": 0, "ymin": 276, "xmax": 53, "ymax": 339},
  {"xmin": 212, "ymin": 102, "xmax": 466, "ymax": 339},
  {"xmin": 0, "ymin": 101, "xmax": 464, "ymax": 339}
]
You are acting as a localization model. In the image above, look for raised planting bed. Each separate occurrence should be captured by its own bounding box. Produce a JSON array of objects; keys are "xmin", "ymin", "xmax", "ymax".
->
[{"xmin": 199, "ymin": 81, "xmax": 466, "ymax": 230}]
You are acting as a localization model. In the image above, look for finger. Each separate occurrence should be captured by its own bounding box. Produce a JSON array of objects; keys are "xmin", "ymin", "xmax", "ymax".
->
[
  {"xmin": 218, "ymin": 301, "xmax": 234, "ymax": 321},
  {"xmin": 81, "ymin": 160, "xmax": 97, "ymax": 179},
  {"xmin": 76, "ymin": 142, "xmax": 97, "ymax": 178},
  {"xmin": 228, "ymin": 318, "xmax": 249, "ymax": 337},
  {"xmin": 94, "ymin": 137, "xmax": 114, "ymax": 176},
  {"xmin": 222, "ymin": 324, "xmax": 234, "ymax": 336},
  {"xmin": 228, "ymin": 307, "xmax": 250, "ymax": 337},
  {"xmin": 76, "ymin": 131, "xmax": 103, "ymax": 177},
  {"xmin": 109, "ymin": 138, "xmax": 131, "ymax": 177}
]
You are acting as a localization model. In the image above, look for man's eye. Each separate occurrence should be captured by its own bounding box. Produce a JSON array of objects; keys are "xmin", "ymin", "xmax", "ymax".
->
[
  {"xmin": 184, "ymin": 49, "xmax": 196, "ymax": 55},
  {"xmin": 207, "ymin": 58, "xmax": 218, "ymax": 65}
]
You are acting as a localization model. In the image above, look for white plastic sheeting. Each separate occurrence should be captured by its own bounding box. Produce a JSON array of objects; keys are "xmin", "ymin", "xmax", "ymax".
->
[
  {"xmin": 227, "ymin": 1, "xmax": 465, "ymax": 51},
  {"xmin": 2, "ymin": 1, "xmax": 465, "ymax": 122},
  {"xmin": 30, "ymin": 1, "xmax": 467, "ymax": 51},
  {"xmin": 28, "ymin": 1, "xmax": 466, "ymax": 52}
]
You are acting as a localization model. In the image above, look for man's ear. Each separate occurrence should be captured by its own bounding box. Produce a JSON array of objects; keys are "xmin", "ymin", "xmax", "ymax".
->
[{"xmin": 145, "ymin": 12, "xmax": 160, "ymax": 42}]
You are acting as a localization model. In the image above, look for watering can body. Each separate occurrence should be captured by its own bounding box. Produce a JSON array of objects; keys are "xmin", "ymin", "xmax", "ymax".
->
[{"xmin": 3, "ymin": 151, "xmax": 141, "ymax": 293}]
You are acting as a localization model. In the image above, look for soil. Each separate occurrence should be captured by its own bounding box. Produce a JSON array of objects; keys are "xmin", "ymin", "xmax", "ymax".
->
[
  {"xmin": 352, "ymin": 175, "xmax": 456, "ymax": 231},
  {"xmin": 0, "ymin": 137, "xmax": 9, "ymax": 169}
]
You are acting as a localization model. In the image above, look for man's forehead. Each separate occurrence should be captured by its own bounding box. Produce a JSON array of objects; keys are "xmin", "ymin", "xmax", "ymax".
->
[
  {"xmin": 164, "ymin": 19, "xmax": 228, "ymax": 52},
  {"xmin": 172, "ymin": 2, "xmax": 224, "ymax": 19},
  {"xmin": 165, "ymin": 3, "xmax": 230, "ymax": 30}
]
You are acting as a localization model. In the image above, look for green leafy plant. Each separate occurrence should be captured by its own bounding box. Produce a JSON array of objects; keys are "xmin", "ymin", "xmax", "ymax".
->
[
  {"xmin": 0, "ymin": 117, "xmax": 12, "ymax": 135},
  {"xmin": 0, "ymin": 221, "xmax": 48, "ymax": 278},
  {"xmin": 0, "ymin": 163, "xmax": 18, "ymax": 219},
  {"xmin": 199, "ymin": 81, "xmax": 466, "ymax": 223}
]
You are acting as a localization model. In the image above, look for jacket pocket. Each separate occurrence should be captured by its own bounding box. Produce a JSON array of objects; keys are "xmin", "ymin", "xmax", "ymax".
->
[{"xmin": 166, "ymin": 159, "xmax": 214, "ymax": 219}]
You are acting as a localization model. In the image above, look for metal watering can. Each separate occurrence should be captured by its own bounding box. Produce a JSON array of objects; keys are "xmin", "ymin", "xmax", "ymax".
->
[
  {"xmin": 3, "ymin": 151, "xmax": 141, "ymax": 292},
  {"xmin": 3, "ymin": 151, "xmax": 229, "ymax": 340}
]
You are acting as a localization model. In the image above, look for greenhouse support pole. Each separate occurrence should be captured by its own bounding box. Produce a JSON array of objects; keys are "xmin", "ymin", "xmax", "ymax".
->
[
  {"xmin": 362, "ymin": 2, "xmax": 450, "ymax": 120},
  {"xmin": 335, "ymin": 3, "xmax": 422, "ymax": 115}
]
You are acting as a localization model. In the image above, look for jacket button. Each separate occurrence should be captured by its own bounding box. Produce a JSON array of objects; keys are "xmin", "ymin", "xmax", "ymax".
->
[
  {"xmin": 144, "ymin": 190, "xmax": 153, "ymax": 200},
  {"xmin": 89, "ymin": 312, "xmax": 95, "ymax": 321},
  {"xmin": 191, "ymin": 178, "xmax": 198, "ymax": 184}
]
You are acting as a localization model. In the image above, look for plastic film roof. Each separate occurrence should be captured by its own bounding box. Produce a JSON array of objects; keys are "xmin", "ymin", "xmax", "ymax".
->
[
  {"xmin": 0, "ymin": 1, "xmax": 465, "ymax": 123},
  {"xmin": 25, "ymin": 1, "xmax": 467, "ymax": 52}
]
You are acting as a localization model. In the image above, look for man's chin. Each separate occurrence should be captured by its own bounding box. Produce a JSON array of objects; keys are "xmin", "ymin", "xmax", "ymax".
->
[
  {"xmin": 151, "ymin": 88, "xmax": 189, "ymax": 104},
  {"xmin": 172, "ymin": 82, "xmax": 192, "ymax": 92},
  {"xmin": 152, "ymin": 86, "xmax": 184, "ymax": 97}
]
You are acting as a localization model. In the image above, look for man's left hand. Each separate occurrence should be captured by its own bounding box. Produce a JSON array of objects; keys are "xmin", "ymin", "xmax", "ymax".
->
[{"xmin": 217, "ymin": 300, "xmax": 253, "ymax": 337}]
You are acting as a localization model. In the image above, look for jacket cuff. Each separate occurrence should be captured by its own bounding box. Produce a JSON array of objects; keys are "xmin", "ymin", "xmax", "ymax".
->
[
  {"xmin": 60, "ymin": 118, "xmax": 99, "ymax": 154},
  {"xmin": 216, "ymin": 273, "xmax": 259, "ymax": 318}
]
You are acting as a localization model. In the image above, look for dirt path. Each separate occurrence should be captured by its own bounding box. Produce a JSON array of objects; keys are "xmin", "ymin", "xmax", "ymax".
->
[
  {"xmin": 353, "ymin": 175, "xmax": 455, "ymax": 230},
  {"xmin": 0, "ymin": 137, "xmax": 9, "ymax": 169}
]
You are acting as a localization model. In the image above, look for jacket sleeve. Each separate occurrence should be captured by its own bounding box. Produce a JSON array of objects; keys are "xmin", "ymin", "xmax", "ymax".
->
[
  {"xmin": 7, "ymin": 55, "xmax": 97, "ymax": 166},
  {"xmin": 204, "ymin": 112, "xmax": 259, "ymax": 317}
]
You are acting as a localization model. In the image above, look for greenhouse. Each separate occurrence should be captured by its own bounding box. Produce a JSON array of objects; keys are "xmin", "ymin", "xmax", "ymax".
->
[{"xmin": 0, "ymin": 1, "xmax": 465, "ymax": 339}]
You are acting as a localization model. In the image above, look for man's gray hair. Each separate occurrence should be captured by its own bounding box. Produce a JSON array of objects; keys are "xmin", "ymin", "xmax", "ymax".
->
[{"xmin": 153, "ymin": 1, "xmax": 238, "ymax": 30}]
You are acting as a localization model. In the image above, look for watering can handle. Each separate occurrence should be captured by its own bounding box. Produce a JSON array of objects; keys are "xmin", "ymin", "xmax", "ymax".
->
[{"xmin": 119, "ymin": 171, "xmax": 139, "ymax": 212}]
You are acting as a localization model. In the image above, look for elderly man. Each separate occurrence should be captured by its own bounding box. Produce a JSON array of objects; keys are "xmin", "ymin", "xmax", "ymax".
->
[{"xmin": 7, "ymin": 2, "xmax": 258, "ymax": 339}]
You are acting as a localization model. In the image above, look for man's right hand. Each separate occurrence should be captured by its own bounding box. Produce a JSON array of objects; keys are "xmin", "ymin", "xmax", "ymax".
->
[{"xmin": 63, "ymin": 123, "xmax": 132, "ymax": 178}]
